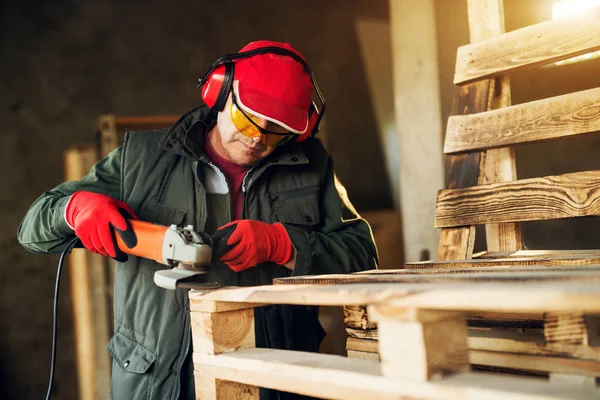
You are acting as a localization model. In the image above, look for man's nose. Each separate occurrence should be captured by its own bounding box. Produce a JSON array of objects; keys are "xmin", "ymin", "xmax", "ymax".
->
[{"xmin": 251, "ymin": 134, "xmax": 265, "ymax": 144}]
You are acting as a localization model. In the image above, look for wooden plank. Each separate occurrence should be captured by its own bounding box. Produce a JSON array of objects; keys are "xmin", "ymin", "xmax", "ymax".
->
[
  {"xmin": 346, "ymin": 337, "xmax": 378, "ymax": 354},
  {"xmin": 194, "ymin": 349, "xmax": 600, "ymax": 400},
  {"xmin": 475, "ymin": 250, "xmax": 600, "ymax": 259},
  {"xmin": 64, "ymin": 147, "xmax": 111, "ymax": 400},
  {"xmin": 549, "ymin": 374, "xmax": 597, "ymax": 387},
  {"xmin": 277, "ymin": 266, "xmax": 600, "ymax": 284},
  {"xmin": 445, "ymin": 87, "xmax": 600, "ymax": 154},
  {"xmin": 435, "ymin": 170, "xmax": 600, "ymax": 228},
  {"xmin": 438, "ymin": 81, "xmax": 489, "ymax": 260},
  {"xmin": 467, "ymin": 0, "xmax": 522, "ymax": 253},
  {"xmin": 469, "ymin": 328, "xmax": 600, "ymax": 360},
  {"xmin": 454, "ymin": 6, "xmax": 600, "ymax": 85},
  {"xmin": 346, "ymin": 349, "xmax": 380, "ymax": 361},
  {"xmin": 348, "ymin": 328, "xmax": 600, "ymax": 361},
  {"xmin": 114, "ymin": 115, "xmax": 177, "ymax": 130},
  {"xmin": 97, "ymin": 115, "xmax": 118, "ymax": 158},
  {"xmin": 470, "ymin": 350, "xmax": 600, "ymax": 377},
  {"xmin": 190, "ymin": 282, "xmax": 600, "ymax": 313},
  {"xmin": 405, "ymin": 258, "xmax": 600, "ymax": 269}
]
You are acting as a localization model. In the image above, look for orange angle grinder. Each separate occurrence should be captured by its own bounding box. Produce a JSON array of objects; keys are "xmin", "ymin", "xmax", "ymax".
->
[{"xmin": 114, "ymin": 220, "xmax": 218, "ymax": 290}]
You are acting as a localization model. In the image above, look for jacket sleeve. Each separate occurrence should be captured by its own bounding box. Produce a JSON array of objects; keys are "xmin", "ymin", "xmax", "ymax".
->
[
  {"xmin": 282, "ymin": 156, "xmax": 379, "ymax": 276},
  {"xmin": 17, "ymin": 147, "xmax": 123, "ymax": 254}
]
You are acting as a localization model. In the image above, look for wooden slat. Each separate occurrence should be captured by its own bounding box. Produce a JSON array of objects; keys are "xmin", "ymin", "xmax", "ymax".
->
[
  {"xmin": 64, "ymin": 147, "xmax": 111, "ymax": 400},
  {"xmin": 275, "ymin": 266, "xmax": 600, "ymax": 284},
  {"xmin": 454, "ymin": 6, "xmax": 600, "ymax": 85},
  {"xmin": 438, "ymin": 82, "xmax": 489, "ymax": 260},
  {"xmin": 274, "ymin": 268, "xmax": 600, "ymax": 285},
  {"xmin": 475, "ymin": 250, "xmax": 600, "ymax": 259},
  {"xmin": 467, "ymin": 0, "xmax": 522, "ymax": 253},
  {"xmin": 435, "ymin": 170, "xmax": 600, "ymax": 228},
  {"xmin": 114, "ymin": 115, "xmax": 178, "ymax": 130},
  {"xmin": 194, "ymin": 349, "xmax": 599, "ymax": 400},
  {"xmin": 348, "ymin": 327, "xmax": 600, "ymax": 362},
  {"xmin": 405, "ymin": 258, "xmax": 600, "ymax": 269},
  {"xmin": 190, "ymin": 282, "xmax": 600, "ymax": 313},
  {"xmin": 470, "ymin": 350, "xmax": 600, "ymax": 377},
  {"xmin": 469, "ymin": 328, "xmax": 600, "ymax": 360},
  {"xmin": 445, "ymin": 87, "xmax": 600, "ymax": 154}
]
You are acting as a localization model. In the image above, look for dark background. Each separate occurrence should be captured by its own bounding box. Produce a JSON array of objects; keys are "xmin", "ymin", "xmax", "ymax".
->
[{"xmin": 2, "ymin": 0, "xmax": 600, "ymax": 399}]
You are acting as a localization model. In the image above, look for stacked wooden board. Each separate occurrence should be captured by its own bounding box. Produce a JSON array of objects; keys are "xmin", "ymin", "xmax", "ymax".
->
[{"xmin": 189, "ymin": 276, "xmax": 600, "ymax": 399}]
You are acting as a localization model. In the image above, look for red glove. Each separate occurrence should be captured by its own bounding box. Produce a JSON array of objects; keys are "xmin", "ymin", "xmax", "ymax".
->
[
  {"xmin": 211, "ymin": 220, "xmax": 293, "ymax": 272},
  {"xmin": 65, "ymin": 191, "xmax": 138, "ymax": 261}
]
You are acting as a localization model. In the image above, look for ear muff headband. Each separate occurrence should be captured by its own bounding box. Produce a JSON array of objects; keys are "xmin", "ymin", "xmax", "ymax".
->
[{"xmin": 197, "ymin": 47, "xmax": 326, "ymax": 138}]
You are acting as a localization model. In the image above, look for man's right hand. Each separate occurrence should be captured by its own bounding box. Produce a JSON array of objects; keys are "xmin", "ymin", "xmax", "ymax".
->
[{"xmin": 65, "ymin": 191, "xmax": 138, "ymax": 261}]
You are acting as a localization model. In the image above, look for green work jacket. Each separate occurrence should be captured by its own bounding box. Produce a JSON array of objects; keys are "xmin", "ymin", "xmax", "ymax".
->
[{"xmin": 18, "ymin": 106, "xmax": 379, "ymax": 400}]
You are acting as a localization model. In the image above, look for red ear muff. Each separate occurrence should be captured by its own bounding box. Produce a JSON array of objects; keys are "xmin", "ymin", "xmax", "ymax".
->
[
  {"xmin": 200, "ymin": 64, "xmax": 225, "ymax": 109},
  {"xmin": 199, "ymin": 63, "xmax": 234, "ymax": 112},
  {"xmin": 295, "ymin": 103, "xmax": 320, "ymax": 143}
]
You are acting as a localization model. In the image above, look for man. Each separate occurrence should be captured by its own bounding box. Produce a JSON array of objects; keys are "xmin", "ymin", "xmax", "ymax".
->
[{"xmin": 18, "ymin": 40, "xmax": 378, "ymax": 399}]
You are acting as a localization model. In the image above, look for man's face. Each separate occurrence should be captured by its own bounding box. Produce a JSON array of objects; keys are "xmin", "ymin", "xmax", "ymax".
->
[{"xmin": 208, "ymin": 94, "xmax": 284, "ymax": 167}]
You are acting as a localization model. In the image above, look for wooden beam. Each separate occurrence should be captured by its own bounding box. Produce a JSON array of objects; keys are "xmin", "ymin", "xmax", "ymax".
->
[
  {"xmin": 445, "ymin": 87, "xmax": 600, "ymax": 154},
  {"xmin": 475, "ymin": 250, "xmax": 600, "ymax": 259},
  {"xmin": 466, "ymin": 0, "xmax": 522, "ymax": 253},
  {"xmin": 189, "ymin": 282, "xmax": 600, "ymax": 313},
  {"xmin": 438, "ymin": 83, "xmax": 489, "ymax": 260},
  {"xmin": 64, "ymin": 147, "xmax": 110, "ymax": 400},
  {"xmin": 114, "ymin": 115, "xmax": 178, "ymax": 129},
  {"xmin": 193, "ymin": 349, "xmax": 599, "ymax": 399},
  {"xmin": 276, "ymin": 266, "xmax": 600, "ymax": 285},
  {"xmin": 436, "ymin": 170, "xmax": 600, "ymax": 228},
  {"xmin": 349, "ymin": 328, "xmax": 600, "ymax": 367},
  {"xmin": 405, "ymin": 258, "xmax": 600, "ymax": 269},
  {"xmin": 470, "ymin": 350, "xmax": 600, "ymax": 376},
  {"xmin": 454, "ymin": 6, "xmax": 600, "ymax": 84},
  {"xmin": 469, "ymin": 328, "xmax": 600, "ymax": 360}
]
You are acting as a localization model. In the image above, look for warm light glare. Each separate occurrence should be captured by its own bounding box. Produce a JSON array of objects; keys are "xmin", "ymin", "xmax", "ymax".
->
[
  {"xmin": 553, "ymin": 0, "xmax": 600, "ymax": 18},
  {"xmin": 552, "ymin": 0, "xmax": 600, "ymax": 65}
]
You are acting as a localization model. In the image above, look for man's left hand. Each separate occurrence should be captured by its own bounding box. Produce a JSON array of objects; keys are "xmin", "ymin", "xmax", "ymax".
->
[{"xmin": 211, "ymin": 220, "xmax": 293, "ymax": 272}]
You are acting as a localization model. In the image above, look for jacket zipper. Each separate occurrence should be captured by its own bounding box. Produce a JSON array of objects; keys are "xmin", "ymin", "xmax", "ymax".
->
[{"xmin": 174, "ymin": 161, "xmax": 230, "ymax": 399}]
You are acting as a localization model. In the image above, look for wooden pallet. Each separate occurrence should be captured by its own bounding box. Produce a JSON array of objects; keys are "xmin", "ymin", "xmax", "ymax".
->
[
  {"xmin": 188, "ymin": 279, "xmax": 600, "ymax": 399},
  {"xmin": 308, "ymin": 0, "xmax": 599, "ymax": 386},
  {"xmin": 277, "ymin": 268, "xmax": 600, "ymax": 380}
]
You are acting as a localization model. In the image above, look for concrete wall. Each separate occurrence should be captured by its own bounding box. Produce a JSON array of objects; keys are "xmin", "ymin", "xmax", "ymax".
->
[{"xmin": 1, "ymin": 1, "xmax": 391, "ymax": 398}]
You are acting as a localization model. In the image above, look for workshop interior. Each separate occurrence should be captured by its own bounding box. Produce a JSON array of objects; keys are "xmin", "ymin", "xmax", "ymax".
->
[{"xmin": 3, "ymin": 0, "xmax": 600, "ymax": 399}]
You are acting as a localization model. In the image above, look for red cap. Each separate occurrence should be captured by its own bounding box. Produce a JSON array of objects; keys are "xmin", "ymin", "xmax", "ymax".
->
[{"xmin": 233, "ymin": 41, "xmax": 313, "ymax": 134}]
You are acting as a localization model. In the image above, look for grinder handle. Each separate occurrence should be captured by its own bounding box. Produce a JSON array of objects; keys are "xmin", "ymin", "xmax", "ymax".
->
[{"xmin": 115, "ymin": 220, "xmax": 168, "ymax": 265}]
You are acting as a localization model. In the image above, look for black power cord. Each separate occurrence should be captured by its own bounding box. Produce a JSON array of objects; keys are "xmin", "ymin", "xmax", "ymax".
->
[{"xmin": 46, "ymin": 237, "xmax": 80, "ymax": 400}]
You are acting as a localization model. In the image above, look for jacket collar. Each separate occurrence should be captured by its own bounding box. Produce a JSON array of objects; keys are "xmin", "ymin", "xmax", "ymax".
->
[{"xmin": 158, "ymin": 105, "xmax": 309, "ymax": 166}]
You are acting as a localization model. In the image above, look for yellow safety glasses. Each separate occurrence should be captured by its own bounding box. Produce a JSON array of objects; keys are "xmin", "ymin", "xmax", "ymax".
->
[{"xmin": 230, "ymin": 93, "xmax": 295, "ymax": 146}]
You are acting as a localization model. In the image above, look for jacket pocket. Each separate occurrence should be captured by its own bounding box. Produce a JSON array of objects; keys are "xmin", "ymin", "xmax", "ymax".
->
[
  {"xmin": 271, "ymin": 186, "xmax": 321, "ymax": 227},
  {"xmin": 137, "ymin": 203, "xmax": 189, "ymax": 227},
  {"xmin": 106, "ymin": 332, "xmax": 157, "ymax": 399}
]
